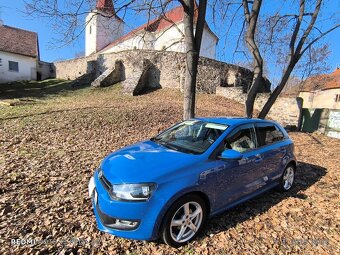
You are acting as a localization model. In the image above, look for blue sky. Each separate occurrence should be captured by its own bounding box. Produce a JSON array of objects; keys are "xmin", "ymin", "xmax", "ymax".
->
[{"xmin": 1, "ymin": 0, "xmax": 339, "ymax": 80}]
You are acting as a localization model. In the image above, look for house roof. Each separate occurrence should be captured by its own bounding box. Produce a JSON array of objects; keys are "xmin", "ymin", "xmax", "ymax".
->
[
  {"xmin": 100, "ymin": 4, "xmax": 218, "ymax": 53},
  {"xmin": 300, "ymin": 68, "xmax": 340, "ymax": 92},
  {"xmin": 0, "ymin": 25, "xmax": 38, "ymax": 58}
]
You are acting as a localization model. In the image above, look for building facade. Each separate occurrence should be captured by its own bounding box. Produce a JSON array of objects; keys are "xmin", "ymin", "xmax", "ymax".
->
[
  {"xmin": 298, "ymin": 68, "xmax": 340, "ymax": 110},
  {"xmin": 0, "ymin": 23, "xmax": 39, "ymax": 83},
  {"xmin": 85, "ymin": 0, "xmax": 218, "ymax": 59}
]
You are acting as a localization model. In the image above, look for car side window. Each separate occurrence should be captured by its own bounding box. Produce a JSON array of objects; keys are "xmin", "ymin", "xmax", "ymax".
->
[
  {"xmin": 256, "ymin": 124, "xmax": 284, "ymax": 146},
  {"xmin": 225, "ymin": 126, "xmax": 256, "ymax": 153}
]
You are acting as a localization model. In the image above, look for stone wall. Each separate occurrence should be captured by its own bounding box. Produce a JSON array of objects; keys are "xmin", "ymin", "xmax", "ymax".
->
[
  {"xmin": 53, "ymin": 50, "xmax": 260, "ymax": 93},
  {"xmin": 54, "ymin": 55, "xmax": 96, "ymax": 80},
  {"xmin": 216, "ymin": 87, "xmax": 300, "ymax": 127},
  {"xmin": 53, "ymin": 49, "xmax": 300, "ymax": 126}
]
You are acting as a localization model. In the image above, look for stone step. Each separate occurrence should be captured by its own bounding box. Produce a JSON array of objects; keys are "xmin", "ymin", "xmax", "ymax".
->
[{"xmin": 91, "ymin": 60, "xmax": 124, "ymax": 88}]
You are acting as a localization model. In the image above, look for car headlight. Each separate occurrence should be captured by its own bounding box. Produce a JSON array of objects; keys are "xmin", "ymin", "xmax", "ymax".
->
[{"xmin": 111, "ymin": 183, "xmax": 156, "ymax": 202}]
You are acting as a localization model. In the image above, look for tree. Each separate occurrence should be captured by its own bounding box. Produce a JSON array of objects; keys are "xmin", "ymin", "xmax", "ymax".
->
[
  {"xmin": 179, "ymin": 0, "xmax": 207, "ymax": 119},
  {"xmin": 242, "ymin": 0, "xmax": 263, "ymax": 118},
  {"xmin": 240, "ymin": 0, "xmax": 339, "ymax": 119}
]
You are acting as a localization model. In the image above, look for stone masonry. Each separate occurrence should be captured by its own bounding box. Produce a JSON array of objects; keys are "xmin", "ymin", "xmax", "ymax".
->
[
  {"xmin": 53, "ymin": 50, "xmax": 270, "ymax": 94},
  {"xmin": 53, "ymin": 49, "xmax": 298, "ymax": 126},
  {"xmin": 216, "ymin": 87, "xmax": 300, "ymax": 127}
]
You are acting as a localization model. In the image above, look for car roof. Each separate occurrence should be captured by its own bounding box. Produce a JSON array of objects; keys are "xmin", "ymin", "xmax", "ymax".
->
[{"xmin": 195, "ymin": 117, "xmax": 278, "ymax": 126}]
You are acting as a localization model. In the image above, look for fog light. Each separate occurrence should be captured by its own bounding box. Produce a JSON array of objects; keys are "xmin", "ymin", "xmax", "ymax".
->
[{"xmin": 107, "ymin": 219, "xmax": 139, "ymax": 230}]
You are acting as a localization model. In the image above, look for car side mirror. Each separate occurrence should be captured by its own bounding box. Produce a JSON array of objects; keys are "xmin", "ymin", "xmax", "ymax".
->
[{"xmin": 220, "ymin": 149, "xmax": 243, "ymax": 160}]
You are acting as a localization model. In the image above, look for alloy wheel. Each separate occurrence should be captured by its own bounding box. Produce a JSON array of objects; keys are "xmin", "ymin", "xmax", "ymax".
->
[
  {"xmin": 169, "ymin": 201, "xmax": 203, "ymax": 243},
  {"xmin": 283, "ymin": 166, "xmax": 295, "ymax": 190}
]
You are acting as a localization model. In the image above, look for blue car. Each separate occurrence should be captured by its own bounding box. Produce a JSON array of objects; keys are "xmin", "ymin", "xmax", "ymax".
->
[{"xmin": 88, "ymin": 117, "xmax": 296, "ymax": 247}]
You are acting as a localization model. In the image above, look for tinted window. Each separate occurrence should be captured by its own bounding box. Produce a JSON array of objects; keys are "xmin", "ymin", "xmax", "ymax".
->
[
  {"xmin": 225, "ymin": 127, "xmax": 256, "ymax": 153},
  {"xmin": 256, "ymin": 125, "xmax": 284, "ymax": 146}
]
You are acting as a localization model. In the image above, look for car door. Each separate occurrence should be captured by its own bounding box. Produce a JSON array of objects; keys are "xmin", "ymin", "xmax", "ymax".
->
[
  {"xmin": 254, "ymin": 123, "xmax": 287, "ymax": 183},
  {"xmin": 206, "ymin": 123, "xmax": 265, "ymax": 209}
]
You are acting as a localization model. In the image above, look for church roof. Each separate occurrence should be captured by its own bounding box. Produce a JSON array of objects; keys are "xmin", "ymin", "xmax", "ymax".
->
[
  {"xmin": 95, "ymin": 0, "xmax": 123, "ymax": 22},
  {"xmin": 0, "ymin": 25, "xmax": 38, "ymax": 58},
  {"xmin": 96, "ymin": 0, "xmax": 115, "ymax": 13},
  {"xmin": 100, "ymin": 4, "xmax": 218, "ymax": 53}
]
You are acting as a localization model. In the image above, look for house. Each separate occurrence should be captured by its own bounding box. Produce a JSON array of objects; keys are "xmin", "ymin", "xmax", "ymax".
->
[
  {"xmin": 299, "ymin": 68, "xmax": 340, "ymax": 109},
  {"xmin": 85, "ymin": 0, "xmax": 218, "ymax": 59},
  {"xmin": 298, "ymin": 68, "xmax": 340, "ymax": 138},
  {"xmin": 0, "ymin": 20, "xmax": 39, "ymax": 83}
]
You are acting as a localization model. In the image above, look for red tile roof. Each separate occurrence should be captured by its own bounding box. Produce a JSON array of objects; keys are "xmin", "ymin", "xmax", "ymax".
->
[
  {"xmin": 0, "ymin": 25, "xmax": 38, "ymax": 58},
  {"xmin": 95, "ymin": 0, "xmax": 123, "ymax": 22},
  {"xmin": 100, "ymin": 4, "xmax": 216, "ymax": 53},
  {"xmin": 301, "ymin": 68, "xmax": 340, "ymax": 92},
  {"xmin": 96, "ymin": 0, "xmax": 115, "ymax": 14}
]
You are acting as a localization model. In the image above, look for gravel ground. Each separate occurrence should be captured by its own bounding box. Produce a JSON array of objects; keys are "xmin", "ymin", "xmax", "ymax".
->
[{"xmin": 0, "ymin": 85, "xmax": 339, "ymax": 254}]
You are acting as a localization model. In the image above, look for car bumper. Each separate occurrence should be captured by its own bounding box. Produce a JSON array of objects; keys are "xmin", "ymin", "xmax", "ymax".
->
[{"xmin": 88, "ymin": 171, "xmax": 163, "ymax": 241}]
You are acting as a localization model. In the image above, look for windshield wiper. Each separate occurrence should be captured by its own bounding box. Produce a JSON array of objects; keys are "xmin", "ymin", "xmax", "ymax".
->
[{"xmin": 158, "ymin": 141, "xmax": 179, "ymax": 151}]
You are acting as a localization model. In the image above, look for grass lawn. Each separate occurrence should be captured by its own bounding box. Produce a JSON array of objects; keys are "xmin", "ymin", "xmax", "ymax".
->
[{"xmin": 0, "ymin": 80, "xmax": 339, "ymax": 254}]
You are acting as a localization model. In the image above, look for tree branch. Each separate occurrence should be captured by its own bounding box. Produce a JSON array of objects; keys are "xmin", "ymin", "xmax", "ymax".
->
[
  {"xmin": 289, "ymin": 0, "xmax": 305, "ymax": 59},
  {"xmin": 300, "ymin": 24, "xmax": 340, "ymax": 56}
]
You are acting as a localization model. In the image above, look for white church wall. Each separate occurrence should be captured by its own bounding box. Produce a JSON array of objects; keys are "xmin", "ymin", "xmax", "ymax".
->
[
  {"xmin": 103, "ymin": 34, "xmax": 146, "ymax": 53},
  {"xmin": 85, "ymin": 12, "xmax": 97, "ymax": 56},
  {"xmin": 200, "ymin": 26, "xmax": 217, "ymax": 59},
  {"xmin": 85, "ymin": 11, "xmax": 124, "ymax": 56},
  {"xmin": 154, "ymin": 23, "xmax": 185, "ymax": 53},
  {"xmin": 96, "ymin": 14, "xmax": 124, "ymax": 52},
  {"xmin": 0, "ymin": 51, "xmax": 37, "ymax": 83},
  {"xmin": 103, "ymin": 22, "xmax": 216, "ymax": 58}
]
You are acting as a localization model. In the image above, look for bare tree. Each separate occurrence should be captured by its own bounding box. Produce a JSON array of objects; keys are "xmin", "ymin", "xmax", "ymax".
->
[
  {"xmin": 242, "ymin": 0, "xmax": 263, "ymax": 118},
  {"xmin": 240, "ymin": 0, "xmax": 339, "ymax": 119},
  {"xmin": 179, "ymin": 0, "xmax": 207, "ymax": 119}
]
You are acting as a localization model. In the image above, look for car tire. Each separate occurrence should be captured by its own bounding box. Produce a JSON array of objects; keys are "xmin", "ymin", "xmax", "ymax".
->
[
  {"xmin": 278, "ymin": 164, "xmax": 296, "ymax": 192},
  {"xmin": 160, "ymin": 194, "xmax": 207, "ymax": 247}
]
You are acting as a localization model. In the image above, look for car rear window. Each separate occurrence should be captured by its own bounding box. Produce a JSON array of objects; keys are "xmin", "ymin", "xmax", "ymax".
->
[{"xmin": 256, "ymin": 124, "xmax": 284, "ymax": 146}]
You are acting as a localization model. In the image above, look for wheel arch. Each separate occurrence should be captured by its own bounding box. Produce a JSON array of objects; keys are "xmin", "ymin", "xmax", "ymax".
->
[
  {"xmin": 151, "ymin": 189, "xmax": 211, "ymax": 239},
  {"xmin": 286, "ymin": 160, "xmax": 297, "ymax": 170}
]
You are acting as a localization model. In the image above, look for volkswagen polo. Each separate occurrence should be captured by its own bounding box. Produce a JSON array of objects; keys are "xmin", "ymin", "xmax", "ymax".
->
[{"xmin": 88, "ymin": 117, "xmax": 296, "ymax": 247}]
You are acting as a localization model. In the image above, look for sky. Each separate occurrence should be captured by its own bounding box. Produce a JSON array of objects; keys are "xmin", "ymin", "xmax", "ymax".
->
[{"xmin": 1, "ymin": 0, "xmax": 339, "ymax": 81}]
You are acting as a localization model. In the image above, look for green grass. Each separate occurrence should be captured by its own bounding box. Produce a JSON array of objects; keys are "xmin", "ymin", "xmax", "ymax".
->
[
  {"xmin": 0, "ymin": 79, "xmax": 120, "ymax": 119},
  {"xmin": 0, "ymin": 79, "xmax": 90, "ymax": 100}
]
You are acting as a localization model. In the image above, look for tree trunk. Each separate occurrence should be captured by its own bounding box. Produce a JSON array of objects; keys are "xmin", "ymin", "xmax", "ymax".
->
[
  {"xmin": 182, "ymin": 0, "xmax": 207, "ymax": 120},
  {"xmin": 245, "ymin": 67, "xmax": 262, "ymax": 117},
  {"xmin": 258, "ymin": 63, "xmax": 295, "ymax": 119},
  {"xmin": 183, "ymin": 51, "xmax": 199, "ymax": 120},
  {"xmin": 242, "ymin": 0, "xmax": 263, "ymax": 118},
  {"xmin": 183, "ymin": 0, "xmax": 196, "ymax": 120}
]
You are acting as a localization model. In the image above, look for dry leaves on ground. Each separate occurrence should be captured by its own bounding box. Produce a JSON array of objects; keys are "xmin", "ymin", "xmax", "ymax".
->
[{"xmin": 0, "ymin": 87, "xmax": 339, "ymax": 255}]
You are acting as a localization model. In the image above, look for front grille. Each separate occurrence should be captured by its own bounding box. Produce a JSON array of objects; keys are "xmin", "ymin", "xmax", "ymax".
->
[{"xmin": 99, "ymin": 171, "xmax": 112, "ymax": 192}]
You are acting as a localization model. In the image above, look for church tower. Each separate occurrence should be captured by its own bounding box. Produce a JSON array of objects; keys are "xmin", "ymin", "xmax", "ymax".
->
[{"xmin": 85, "ymin": 0, "xmax": 124, "ymax": 56}]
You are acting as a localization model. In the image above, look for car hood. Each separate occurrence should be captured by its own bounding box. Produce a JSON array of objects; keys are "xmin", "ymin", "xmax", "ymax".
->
[{"xmin": 101, "ymin": 140, "xmax": 199, "ymax": 183}]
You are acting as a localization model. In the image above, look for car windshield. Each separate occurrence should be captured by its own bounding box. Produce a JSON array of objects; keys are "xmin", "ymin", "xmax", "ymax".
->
[{"xmin": 151, "ymin": 120, "xmax": 228, "ymax": 154}]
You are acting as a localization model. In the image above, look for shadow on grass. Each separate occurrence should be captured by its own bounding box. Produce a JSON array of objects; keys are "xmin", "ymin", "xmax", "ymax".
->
[
  {"xmin": 0, "ymin": 79, "xmax": 90, "ymax": 100},
  {"xmin": 195, "ymin": 161, "xmax": 326, "ymax": 240}
]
